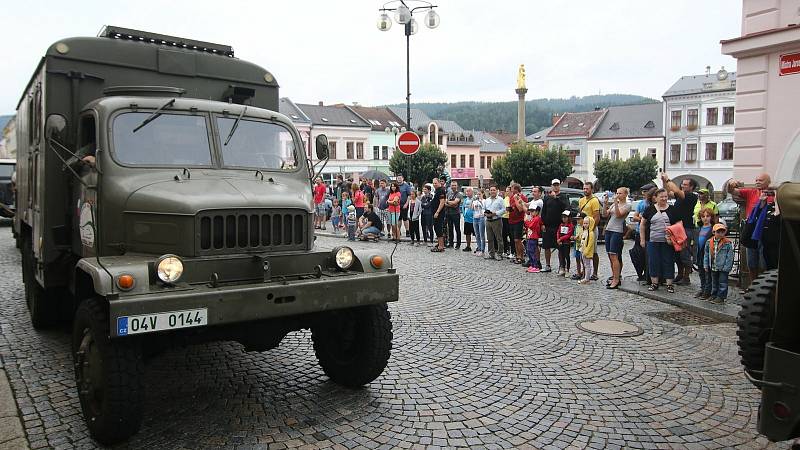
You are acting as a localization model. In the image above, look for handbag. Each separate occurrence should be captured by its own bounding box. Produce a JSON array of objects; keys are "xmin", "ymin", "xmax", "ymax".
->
[{"xmin": 666, "ymin": 220, "xmax": 688, "ymax": 252}]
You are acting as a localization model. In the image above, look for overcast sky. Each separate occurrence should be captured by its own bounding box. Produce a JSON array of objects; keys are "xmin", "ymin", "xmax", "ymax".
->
[{"xmin": 1, "ymin": 0, "xmax": 740, "ymax": 114}]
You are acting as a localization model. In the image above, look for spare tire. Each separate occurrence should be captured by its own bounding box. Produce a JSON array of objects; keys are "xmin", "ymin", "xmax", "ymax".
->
[{"xmin": 736, "ymin": 269, "xmax": 778, "ymax": 386}]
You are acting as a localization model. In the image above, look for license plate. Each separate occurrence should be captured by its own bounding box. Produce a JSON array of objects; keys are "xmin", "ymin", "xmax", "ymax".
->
[{"xmin": 116, "ymin": 308, "xmax": 207, "ymax": 336}]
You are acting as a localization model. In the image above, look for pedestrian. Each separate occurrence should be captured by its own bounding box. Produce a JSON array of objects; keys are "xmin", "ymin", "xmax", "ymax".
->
[
  {"xmin": 524, "ymin": 206, "xmax": 542, "ymax": 273},
  {"xmin": 387, "ymin": 182, "xmax": 402, "ymax": 243},
  {"xmin": 397, "ymin": 175, "xmax": 413, "ymax": 237},
  {"xmin": 361, "ymin": 178, "xmax": 374, "ymax": 204},
  {"xmin": 727, "ymin": 173, "xmax": 775, "ymax": 291},
  {"xmin": 541, "ymin": 179, "xmax": 569, "ymax": 272},
  {"xmin": 334, "ymin": 174, "xmax": 345, "ymax": 202},
  {"xmin": 330, "ymin": 198, "xmax": 342, "ymax": 234},
  {"xmin": 527, "ymin": 186, "xmax": 545, "ymax": 268},
  {"xmin": 640, "ymin": 188, "xmax": 681, "ymax": 293},
  {"xmin": 408, "ymin": 190, "xmax": 422, "ymax": 246},
  {"xmin": 631, "ymin": 186, "xmax": 656, "ymax": 283},
  {"xmin": 662, "ymin": 172, "xmax": 698, "ymax": 285},
  {"xmin": 445, "ymin": 181, "xmax": 463, "ymax": 249},
  {"xmin": 341, "ymin": 191, "xmax": 352, "ymax": 215},
  {"xmin": 556, "ymin": 210, "xmax": 574, "ymax": 277},
  {"xmin": 502, "ymin": 187, "xmax": 512, "ymax": 258},
  {"xmin": 431, "ymin": 178, "xmax": 448, "ymax": 252},
  {"xmin": 508, "ymin": 183, "xmax": 528, "ymax": 264},
  {"xmin": 694, "ymin": 207, "xmax": 716, "ymax": 299},
  {"xmin": 703, "ymin": 222, "xmax": 734, "ymax": 304},
  {"xmin": 471, "ymin": 190, "xmax": 486, "ymax": 256},
  {"xmin": 421, "ymin": 185, "xmax": 434, "ymax": 245},
  {"xmin": 352, "ymin": 183, "xmax": 366, "ymax": 219},
  {"xmin": 743, "ymin": 188, "xmax": 781, "ymax": 270},
  {"xmin": 359, "ymin": 204, "xmax": 383, "ymax": 242},
  {"xmin": 579, "ymin": 182, "xmax": 601, "ymax": 280},
  {"xmin": 324, "ymin": 194, "xmax": 333, "ymax": 229},
  {"xmin": 571, "ymin": 214, "xmax": 584, "ymax": 280},
  {"xmin": 483, "ymin": 185, "xmax": 506, "ymax": 260},
  {"xmin": 346, "ymin": 205, "xmax": 357, "ymax": 241},
  {"xmin": 578, "ymin": 216, "xmax": 597, "ymax": 284},
  {"xmin": 375, "ymin": 180, "xmax": 391, "ymax": 238},
  {"xmin": 313, "ymin": 177, "xmax": 327, "ymax": 230},
  {"xmin": 602, "ymin": 187, "xmax": 631, "ymax": 290},
  {"xmin": 461, "ymin": 187, "xmax": 475, "ymax": 252}
]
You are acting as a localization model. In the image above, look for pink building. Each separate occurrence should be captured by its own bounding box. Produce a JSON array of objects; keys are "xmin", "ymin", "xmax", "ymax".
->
[{"xmin": 721, "ymin": 0, "xmax": 800, "ymax": 183}]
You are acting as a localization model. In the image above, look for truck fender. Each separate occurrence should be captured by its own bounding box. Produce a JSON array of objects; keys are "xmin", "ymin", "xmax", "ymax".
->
[
  {"xmin": 76, "ymin": 259, "xmax": 115, "ymax": 297},
  {"xmin": 352, "ymin": 250, "xmax": 392, "ymax": 273}
]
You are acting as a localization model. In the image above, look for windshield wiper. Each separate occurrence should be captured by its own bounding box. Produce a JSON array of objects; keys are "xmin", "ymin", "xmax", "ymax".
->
[
  {"xmin": 132, "ymin": 98, "xmax": 176, "ymax": 133},
  {"xmin": 224, "ymin": 106, "xmax": 247, "ymax": 146}
]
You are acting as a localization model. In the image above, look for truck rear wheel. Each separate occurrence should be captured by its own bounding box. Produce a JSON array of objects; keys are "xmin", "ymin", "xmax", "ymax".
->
[
  {"xmin": 312, "ymin": 304, "xmax": 393, "ymax": 388},
  {"xmin": 21, "ymin": 235, "xmax": 57, "ymax": 328},
  {"xmin": 72, "ymin": 298, "xmax": 144, "ymax": 445},
  {"xmin": 736, "ymin": 269, "xmax": 778, "ymax": 386}
]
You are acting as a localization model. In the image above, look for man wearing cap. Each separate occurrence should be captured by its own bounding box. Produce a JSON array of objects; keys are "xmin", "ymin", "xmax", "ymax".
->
[{"xmin": 540, "ymin": 179, "xmax": 569, "ymax": 272}]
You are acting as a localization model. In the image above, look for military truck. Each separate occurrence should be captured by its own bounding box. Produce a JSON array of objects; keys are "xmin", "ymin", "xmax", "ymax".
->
[
  {"xmin": 736, "ymin": 182, "xmax": 799, "ymax": 442},
  {"xmin": 15, "ymin": 26, "xmax": 399, "ymax": 445},
  {"xmin": 0, "ymin": 158, "xmax": 14, "ymax": 218}
]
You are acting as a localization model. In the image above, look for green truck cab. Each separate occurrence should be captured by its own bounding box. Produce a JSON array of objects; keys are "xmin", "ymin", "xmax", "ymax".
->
[
  {"xmin": 15, "ymin": 26, "xmax": 398, "ymax": 445},
  {"xmin": 736, "ymin": 182, "xmax": 800, "ymax": 443}
]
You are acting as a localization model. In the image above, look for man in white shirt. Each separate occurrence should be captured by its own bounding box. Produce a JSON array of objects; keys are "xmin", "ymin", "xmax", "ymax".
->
[{"xmin": 483, "ymin": 186, "xmax": 506, "ymax": 260}]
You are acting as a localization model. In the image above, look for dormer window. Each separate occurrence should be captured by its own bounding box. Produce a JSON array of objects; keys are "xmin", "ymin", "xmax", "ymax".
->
[
  {"xmin": 291, "ymin": 114, "xmax": 299, "ymax": 120},
  {"xmin": 610, "ymin": 122, "xmax": 620, "ymax": 130},
  {"xmin": 644, "ymin": 120, "xmax": 655, "ymax": 128},
  {"xmin": 562, "ymin": 123, "xmax": 569, "ymax": 128},
  {"xmin": 321, "ymin": 118, "xmax": 329, "ymax": 122},
  {"xmin": 350, "ymin": 119, "xmax": 357, "ymax": 124}
]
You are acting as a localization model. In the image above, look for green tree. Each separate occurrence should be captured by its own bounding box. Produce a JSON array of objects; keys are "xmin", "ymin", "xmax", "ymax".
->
[
  {"xmin": 491, "ymin": 142, "xmax": 572, "ymax": 186},
  {"xmin": 490, "ymin": 156, "xmax": 511, "ymax": 187},
  {"xmin": 389, "ymin": 143, "xmax": 447, "ymax": 188},
  {"xmin": 593, "ymin": 155, "xmax": 658, "ymax": 191}
]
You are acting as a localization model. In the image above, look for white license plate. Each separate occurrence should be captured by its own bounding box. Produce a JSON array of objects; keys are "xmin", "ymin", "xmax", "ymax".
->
[{"xmin": 116, "ymin": 308, "xmax": 207, "ymax": 336}]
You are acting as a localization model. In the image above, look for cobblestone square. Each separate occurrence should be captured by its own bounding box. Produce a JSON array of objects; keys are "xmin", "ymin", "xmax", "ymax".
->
[{"xmin": 0, "ymin": 227, "xmax": 786, "ymax": 449}]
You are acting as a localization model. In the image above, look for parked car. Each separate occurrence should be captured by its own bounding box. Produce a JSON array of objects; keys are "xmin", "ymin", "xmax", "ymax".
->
[{"xmin": 0, "ymin": 159, "xmax": 15, "ymax": 218}]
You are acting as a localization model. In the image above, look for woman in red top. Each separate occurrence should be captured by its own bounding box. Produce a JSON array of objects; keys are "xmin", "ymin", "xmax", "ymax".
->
[
  {"xmin": 352, "ymin": 183, "xmax": 366, "ymax": 219},
  {"xmin": 387, "ymin": 182, "xmax": 402, "ymax": 243}
]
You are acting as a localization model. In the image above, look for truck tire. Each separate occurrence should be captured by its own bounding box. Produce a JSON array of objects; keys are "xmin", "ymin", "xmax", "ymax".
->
[
  {"xmin": 72, "ymin": 298, "xmax": 144, "ymax": 445},
  {"xmin": 736, "ymin": 269, "xmax": 778, "ymax": 386},
  {"xmin": 21, "ymin": 235, "xmax": 57, "ymax": 328},
  {"xmin": 312, "ymin": 304, "xmax": 392, "ymax": 388}
]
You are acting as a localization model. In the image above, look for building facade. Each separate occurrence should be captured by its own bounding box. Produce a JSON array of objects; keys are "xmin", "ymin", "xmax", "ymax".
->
[
  {"xmin": 476, "ymin": 131, "xmax": 508, "ymax": 186},
  {"xmin": 663, "ymin": 70, "xmax": 737, "ymax": 192},
  {"xmin": 586, "ymin": 103, "xmax": 665, "ymax": 186},
  {"xmin": 446, "ymin": 130, "xmax": 481, "ymax": 185},
  {"xmin": 545, "ymin": 110, "xmax": 607, "ymax": 186},
  {"xmin": 347, "ymin": 105, "xmax": 407, "ymax": 175},
  {"xmin": 278, "ymin": 98, "xmax": 312, "ymax": 159},
  {"xmin": 721, "ymin": 0, "xmax": 800, "ymax": 183}
]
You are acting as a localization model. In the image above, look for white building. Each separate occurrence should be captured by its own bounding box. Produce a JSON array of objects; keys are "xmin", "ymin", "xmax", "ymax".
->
[
  {"xmin": 346, "ymin": 105, "xmax": 407, "ymax": 176},
  {"xmin": 586, "ymin": 103, "xmax": 664, "ymax": 186},
  {"xmin": 545, "ymin": 110, "xmax": 607, "ymax": 187},
  {"xmin": 663, "ymin": 69, "xmax": 737, "ymax": 192}
]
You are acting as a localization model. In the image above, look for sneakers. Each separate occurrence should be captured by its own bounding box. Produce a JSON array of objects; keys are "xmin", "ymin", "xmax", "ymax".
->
[
  {"xmin": 556, "ymin": 268, "xmax": 565, "ymax": 276},
  {"xmin": 709, "ymin": 297, "xmax": 725, "ymax": 304},
  {"xmin": 462, "ymin": 247, "xmax": 472, "ymax": 252},
  {"xmin": 676, "ymin": 277, "xmax": 691, "ymax": 286},
  {"xmin": 541, "ymin": 266, "xmax": 552, "ymax": 273},
  {"xmin": 487, "ymin": 253, "xmax": 496, "ymax": 260},
  {"xmin": 578, "ymin": 279, "xmax": 590, "ymax": 284},
  {"xmin": 526, "ymin": 267, "xmax": 540, "ymax": 273},
  {"xmin": 693, "ymin": 291, "xmax": 704, "ymax": 298}
]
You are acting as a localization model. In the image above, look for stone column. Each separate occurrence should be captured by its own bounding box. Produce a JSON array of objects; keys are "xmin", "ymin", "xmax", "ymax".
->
[{"xmin": 516, "ymin": 88, "xmax": 528, "ymax": 143}]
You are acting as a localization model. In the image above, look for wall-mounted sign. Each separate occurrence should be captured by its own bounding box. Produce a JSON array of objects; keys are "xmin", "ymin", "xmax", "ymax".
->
[{"xmin": 779, "ymin": 51, "xmax": 800, "ymax": 76}]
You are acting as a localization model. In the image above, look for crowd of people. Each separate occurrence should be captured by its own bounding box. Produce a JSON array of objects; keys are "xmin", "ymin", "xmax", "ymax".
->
[{"xmin": 313, "ymin": 170, "xmax": 782, "ymax": 304}]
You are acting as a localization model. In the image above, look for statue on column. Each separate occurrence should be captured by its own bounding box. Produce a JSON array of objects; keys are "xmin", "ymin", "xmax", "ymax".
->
[{"xmin": 517, "ymin": 64, "xmax": 526, "ymax": 90}]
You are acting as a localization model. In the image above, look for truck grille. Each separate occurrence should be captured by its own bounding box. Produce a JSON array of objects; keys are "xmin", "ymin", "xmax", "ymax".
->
[{"xmin": 197, "ymin": 209, "xmax": 308, "ymax": 254}]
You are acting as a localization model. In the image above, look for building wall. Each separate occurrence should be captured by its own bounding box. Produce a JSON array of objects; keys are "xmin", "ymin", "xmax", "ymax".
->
[
  {"xmin": 548, "ymin": 137, "xmax": 589, "ymax": 181},
  {"xmin": 723, "ymin": 0, "xmax": 800, "ymax": 183},
  {"xmin": 368, "ymin": 131, "xmax": 396, "ymax": 175},
  {"xmin": 447, "ymin": 144, "xmax": 480, "ymax": 183},
  {"xmin": 477, "ymin": 152, "xmax": 501, "ymax": 183},
  {"xmin": 586, "ymin": 137, "xmax": 664, "ymax": 184},
  {"xmin": 310, "ymin": 126, "xmax": 371, "ymax": 181}
]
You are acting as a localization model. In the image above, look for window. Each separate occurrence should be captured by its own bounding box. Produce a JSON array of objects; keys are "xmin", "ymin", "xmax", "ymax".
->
[
  {"xmin": 451, "ymin": 154, "xmax": 457, "ymax": 168},
  {"xmin": 460, "ymin": 155, "xmax": 466, "ymax": 168},
  {"xmin": 723, "ymin": 107, "xmax": 734, "ymax": 125},
  {"xmin": 687, "ymin": 109, "xmax": 698, "ymax": 130},
  {"xmin": 487, "ymin": 156, "xmax": 492, "ymax": 167},
  {"xmin": 429, "ymin": 124, "xmax": 436, "ymax": 144},
  {"xmin": 611, "ymin": 149, "xmax": 619, "ymax": 161},
  {"xmin": 480, "ymin": 156, "xmax": 485, "ymax": 169},
  {"xmin": 686, "ymin": 143, "xmax": 697, "ymax": 162},
  {"xmin": 356, "ymin": 142, "xmax": 364, "ymax": 159},
  {"xmin": 670, "ymin": 110, "xmax": 681, "ymax": 130},
  {"xmin": 346, "ymin": 142, "xmax": 354, "ymax": 159},
  {"xmin": 706, "ymin": 107, "xmax": 718, "ymax": 126},
  {"xmin": 113, "ymin": 112, "xmax": 213, "ymax": 166},
  {"xmin": 630, "ymin": 148, "xmax": 639, "ymax": 158},
  {"xmin": 705, "ymin": 143, "xmax": 717, "ymax": 160},
  {"xmin": 595, "ymin": 149, "xmax": 603, "ymax": 162},
  {"xmin": 670, "ymin": 144, "xmax": 681, "ymax": 163},
  {"xmin": 382, "ymin": 146, "xmax": 389, "ymax": 160},
  {"xmin": 566, "ymin": 150, "xmax": 579, "ymax": 165},
  {"xmin": 647, "ymin": 148, "xmax": 657, "ymax": 159},
  {"xmin": 329, "ymin": 141, "xmax": 337, "ymax": 159},
  {"xmin": 722, "ymin": 142, "xmax": 733, "ymax": 160},
  {"xmin": 469, "ymin": 155, "xmax": 474, "ymax": 168},
  {"xmin": 438, "ymin": 134, "xmax": 443, "ymax": 145},
  {"xmin": 216, "ymin": 117, "xmax": 298, "ymax": 170},
  {"xmin": 373, "ymin": 145, "xmax": 380, "ymax": 160}
]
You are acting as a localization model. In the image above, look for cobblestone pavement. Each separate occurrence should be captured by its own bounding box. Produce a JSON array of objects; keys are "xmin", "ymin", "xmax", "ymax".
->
[{"xmin": 0, "ymin": 225, "xmax": 788, "ymax": 449}]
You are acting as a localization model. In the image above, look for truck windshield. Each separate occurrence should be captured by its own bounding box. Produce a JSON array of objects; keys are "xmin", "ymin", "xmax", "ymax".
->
[
  {"xmin": 217, "ymin": 117, "xmax": 298, "ymax": 170},
  {"xmin": 113, "ymin": 112, "xmax": 212, "ymax": 166}
]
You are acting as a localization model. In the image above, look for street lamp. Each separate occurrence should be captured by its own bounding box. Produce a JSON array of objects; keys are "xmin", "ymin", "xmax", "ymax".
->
[
  {"xmin": 377, "ymin": 1, "xmax": 440, "ymax": 132},
  {"xmin": 385, "ymin": 125, "xmax": 407, "ymax": 157}
]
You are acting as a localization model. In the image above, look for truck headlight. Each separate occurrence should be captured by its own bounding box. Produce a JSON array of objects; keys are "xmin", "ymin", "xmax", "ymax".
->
[
  {"xmin": 156, "ymin": 254, "xmax": 184, "ymax": 283},
  {"xmin": 332, "ymin": 246, "xmax": 354, "ymax": 270}
]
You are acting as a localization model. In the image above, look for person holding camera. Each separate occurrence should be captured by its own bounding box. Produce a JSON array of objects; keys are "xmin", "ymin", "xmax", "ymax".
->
[
  {"xmin": 727, "ymin": 173, "xmax": 776, "ymax": 284},
  {"xmin": 508, "ymin": 183, "xmax": 528, "ymax": 264},
  {"xmin": 483, "ymin": 186, "xmax": 506, "ymax": 260}
]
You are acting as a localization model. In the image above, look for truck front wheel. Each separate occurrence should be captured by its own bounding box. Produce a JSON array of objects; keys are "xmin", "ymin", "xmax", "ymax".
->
[
  {"xmin": 312, "ymin": 304, "xmax": 393, "ymax": 388},
  {"xmin": 72, "ymin": 298, "xmax": 144, "ymax": 445},
  {"xmin": 736, "ymin": 269, "xmax": 778, "ymax": 386}
]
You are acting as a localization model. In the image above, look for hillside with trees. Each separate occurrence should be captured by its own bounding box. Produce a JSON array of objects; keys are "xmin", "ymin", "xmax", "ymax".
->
[{"xmin": 389, "ymin": 94, "xmax": 656, "ymax": 136}]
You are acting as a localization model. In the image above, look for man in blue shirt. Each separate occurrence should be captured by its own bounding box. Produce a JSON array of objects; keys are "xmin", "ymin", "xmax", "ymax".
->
[{"xmin": 397, "ymin": 174, "xmax": 413, "ymax": 236}]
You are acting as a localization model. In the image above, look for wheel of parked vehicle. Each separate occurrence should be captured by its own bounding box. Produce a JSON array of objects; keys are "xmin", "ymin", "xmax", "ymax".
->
[
  {"xmin": 72, "ymin": 297, "xmax": 144, "ymax": 445},
  {"xmin": 736, "ymin": 269, "xmax": 778, "ymax": 387},
  {"xmin": 21, "ymin": 234, "xmax": 57, "ymax": 328},
  {"xmin": 312, "ymin": 304, "xmax": 393, "ymax": 388}
]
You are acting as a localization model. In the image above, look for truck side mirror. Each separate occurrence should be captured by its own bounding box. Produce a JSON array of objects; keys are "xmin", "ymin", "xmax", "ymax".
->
[
  {"xmin": 315, "ymin": 135, "xmax": 330, "ymax": 160},
  {"xmin": 45, "ymin": 114, "xmax": 67, "ymax": 140}
]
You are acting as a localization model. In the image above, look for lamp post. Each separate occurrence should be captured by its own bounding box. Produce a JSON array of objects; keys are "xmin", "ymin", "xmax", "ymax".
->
[
  {"xmin": 385, "ymin": 125, "xmax": 407, "ymax": 160},
  {"xmin": 377, "ymin": 1, "xmax": 440, "ymax": 132}
]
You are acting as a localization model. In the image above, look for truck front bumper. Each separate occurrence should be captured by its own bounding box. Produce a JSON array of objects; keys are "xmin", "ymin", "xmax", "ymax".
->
[{"xmin": 108, "ymin": 271, "xmax": 399, "ymax": 338}]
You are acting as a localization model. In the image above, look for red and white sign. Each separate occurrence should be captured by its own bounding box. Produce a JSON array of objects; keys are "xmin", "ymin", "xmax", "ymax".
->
[
  {"xmin": 779, "ymin": 51, "xmax": 800, "ymax": 77},
  {"xmin": 396, "ymin": 131, "xmax": 421, "ymax": 155}
]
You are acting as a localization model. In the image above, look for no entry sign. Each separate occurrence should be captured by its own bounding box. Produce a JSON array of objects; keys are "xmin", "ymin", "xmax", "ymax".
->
[{"xmin": 397, "ymin": 131, "xmax": 421, "ymax": 155}]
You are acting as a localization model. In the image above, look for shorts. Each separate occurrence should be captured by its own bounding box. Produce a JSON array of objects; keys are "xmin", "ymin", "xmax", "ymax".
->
[
  {"xmin": 315, "ymin": 203, "xmax": 326, "ymax": 215},
  {"xmin": 509, "ymin": 221, "xmax": 524, "ymax": 240},
  {"xmin": 434, "ymin": 214, "xmax": 445, "ymax": 238},
  {"xmin": 464, "ymin": 221, "xmax": 474, "ymax": 236},
  {"xmin": 388, "ymin": 211, "xmax": 400, "ymax": 226},
  {"xmin": 605, "ymin": 230, "xmax": 624, "ymax": 255},
  {"xmin": 542, "ymin": 227, "xmax": 558, "ymax": 249},
  {"xmin": 400, "ymin": 208, "xmax": 409, "ymax": 221}
]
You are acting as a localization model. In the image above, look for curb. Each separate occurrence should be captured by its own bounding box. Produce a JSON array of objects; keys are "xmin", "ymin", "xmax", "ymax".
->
[
  {"xmin": 0, "ymin": 368, "xmax": 28, "ymax": 450},
  {"xmin": 619, "ymin": 280, "xmax": 740, "ymax": 322},
  {"xmin": 315, "ymin": 231, "xmax": 414, "ymax": 242}
]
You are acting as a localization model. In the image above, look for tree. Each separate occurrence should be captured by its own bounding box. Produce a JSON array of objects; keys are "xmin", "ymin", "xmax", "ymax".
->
[
  {"xmin": 593, "ymin": 155, "xmax": 658, "ymax": 191},
  {"xmin": 490, "ymin": 142, "xmax": 572, "ymax": 187},
  {"xmin": 389, "ymin": 143, "xmax": 447, "ymax": 188}
]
